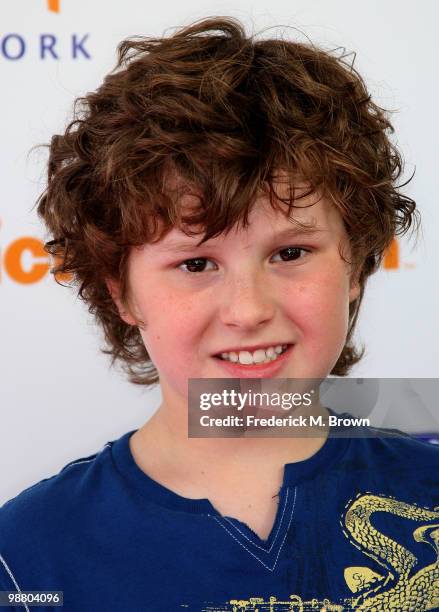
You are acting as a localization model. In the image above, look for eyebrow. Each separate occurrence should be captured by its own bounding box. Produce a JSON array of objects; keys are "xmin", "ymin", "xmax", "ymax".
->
[{"xmin": 156, "ymin": 225, "xmax": 326, "ymax": 253}]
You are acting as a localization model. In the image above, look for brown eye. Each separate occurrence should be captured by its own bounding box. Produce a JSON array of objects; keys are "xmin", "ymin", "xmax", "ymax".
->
[
  {"xmin": 275, "ymin": 247, "xmax": 308, "ymax": 262},
  {"xmin": 179, "ymin": 258, "xmax": 214, "ymax": 273}
]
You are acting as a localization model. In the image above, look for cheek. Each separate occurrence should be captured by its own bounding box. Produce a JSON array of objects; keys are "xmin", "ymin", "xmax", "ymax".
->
[
  {"xmin": 135, "ymin": 290, "xmax": 202, "ymax": 363},
  {"xmin": 286, "ymin": 272, "xmax": 350, "ymax": 352}
]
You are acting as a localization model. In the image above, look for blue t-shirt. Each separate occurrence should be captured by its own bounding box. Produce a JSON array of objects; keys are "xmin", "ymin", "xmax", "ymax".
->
[{"xmin": 0, "ymin": 426, "xmax": 438, "ymax": 611}]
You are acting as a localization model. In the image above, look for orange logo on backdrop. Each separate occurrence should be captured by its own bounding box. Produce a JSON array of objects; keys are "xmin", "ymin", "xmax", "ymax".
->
[
  {"xmin": 0, "ymin": 235, "xmax": 400, "ymax": 284},
  {"xmin": 47, "ymin": 0, "xmax": 60, "ymax": 13},
  {"xmin": 383, "ymin": 238, "xmax": 399, "ymax": 269},
  {"xmin": 2, "ymin": 236, "xmax": 71, "ymax": 284}
]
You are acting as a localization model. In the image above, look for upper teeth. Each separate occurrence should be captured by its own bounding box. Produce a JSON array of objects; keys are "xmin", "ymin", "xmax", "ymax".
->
[{"xmin": 220, "ymin": 345, "xmax": 288, "ymax": 365}]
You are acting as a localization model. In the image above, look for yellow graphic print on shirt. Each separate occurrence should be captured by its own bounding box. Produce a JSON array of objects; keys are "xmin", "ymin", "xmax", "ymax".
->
[{"xmin": 203, "ymin": 493, "xmax": 439, "ymax": 611}]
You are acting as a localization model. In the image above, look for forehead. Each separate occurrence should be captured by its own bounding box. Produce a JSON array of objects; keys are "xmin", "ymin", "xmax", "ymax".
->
[{"xmin": 155, "ymin": 182, "xmax": 345, "ymax": 249}]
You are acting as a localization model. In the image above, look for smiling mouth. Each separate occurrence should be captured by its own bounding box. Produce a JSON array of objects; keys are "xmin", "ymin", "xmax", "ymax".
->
[{"xmin": 213, "ymin": 344, "xmax": 292, "ymax": 366}]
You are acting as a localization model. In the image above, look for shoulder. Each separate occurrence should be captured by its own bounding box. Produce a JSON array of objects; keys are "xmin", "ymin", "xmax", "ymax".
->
[
  {"xmin": 358, "ymin": 427, "xmax": 439, "ymax": 458},
  {"xmin": 0, "ymin": 430, "xmax": 137, "ymax": 590},
  {"xmin": 0, "ymin": 437, "xmax": 118, "ymax": 548},
  {"xmin": 330, "ymin": 409, "xmax": 439, "ymax": 463},
  {"xmin": 340, "ymin": 426, "xmax": 439, "ymax": 480}
]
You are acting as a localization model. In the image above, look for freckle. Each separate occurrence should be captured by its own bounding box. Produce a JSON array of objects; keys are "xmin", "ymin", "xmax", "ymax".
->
[{"xmin": 248, "ymin": 504, "xmax": 252, "ymax": 508}]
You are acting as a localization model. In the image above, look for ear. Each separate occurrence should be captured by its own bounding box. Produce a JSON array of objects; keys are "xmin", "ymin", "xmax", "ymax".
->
[
  {"xmin": 348, "ymin": 276, "xmax": 361, "ymax": 303},
  {"xmin": 105, "ymin": 278, "xmax": 137, "ymax": 326}
]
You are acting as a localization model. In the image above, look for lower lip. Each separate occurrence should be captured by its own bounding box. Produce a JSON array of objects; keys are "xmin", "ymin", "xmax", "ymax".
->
[{"xmin": 212, "ymin": 345, "xmax": 294, "ymax": 378}]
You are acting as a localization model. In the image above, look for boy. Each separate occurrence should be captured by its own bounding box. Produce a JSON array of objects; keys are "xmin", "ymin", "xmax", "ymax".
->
[{"xmin": 1, "ymin": 16, "xmax": 438, "ymax": 612}]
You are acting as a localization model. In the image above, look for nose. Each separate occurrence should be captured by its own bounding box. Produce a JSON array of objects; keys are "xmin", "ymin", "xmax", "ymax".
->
[{"xmin": 218, "ymin": 270, "xmax": 275, "ymax": 330}]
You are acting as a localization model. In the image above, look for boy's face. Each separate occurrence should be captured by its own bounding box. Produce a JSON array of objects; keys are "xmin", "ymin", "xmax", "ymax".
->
[{"xmin": 110, "ymin": 183, "xmax": 360, "ymax": 405}]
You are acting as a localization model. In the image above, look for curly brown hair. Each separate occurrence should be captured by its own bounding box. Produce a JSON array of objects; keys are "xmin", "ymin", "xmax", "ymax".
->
[{"xmin": 36, "ymin": 16, "xmax": 419, "ymax": 386}]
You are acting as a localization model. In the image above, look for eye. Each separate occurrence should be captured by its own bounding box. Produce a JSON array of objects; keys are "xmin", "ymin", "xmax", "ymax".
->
[
  {"xmin": 272, "ymin": 247, "xmax": 310, "ymax": 262},
  {"xmin": 177, "ymin": 258, "xmax": 216, "ymax": 273},
  {"xmin": 177, "ymin": 247, "xmax": 310, "ymax": 274}
]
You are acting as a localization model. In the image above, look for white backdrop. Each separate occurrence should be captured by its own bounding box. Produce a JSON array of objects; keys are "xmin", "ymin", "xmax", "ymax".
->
[{"xmin": 1, "ymin": 0, "xmax": 438, "ymax": 506}]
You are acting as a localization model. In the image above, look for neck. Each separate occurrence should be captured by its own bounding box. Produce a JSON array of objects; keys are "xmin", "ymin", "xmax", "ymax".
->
[{"xmin": 131, "ymin": 393, "xmax": 329, "ymax": 490}]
